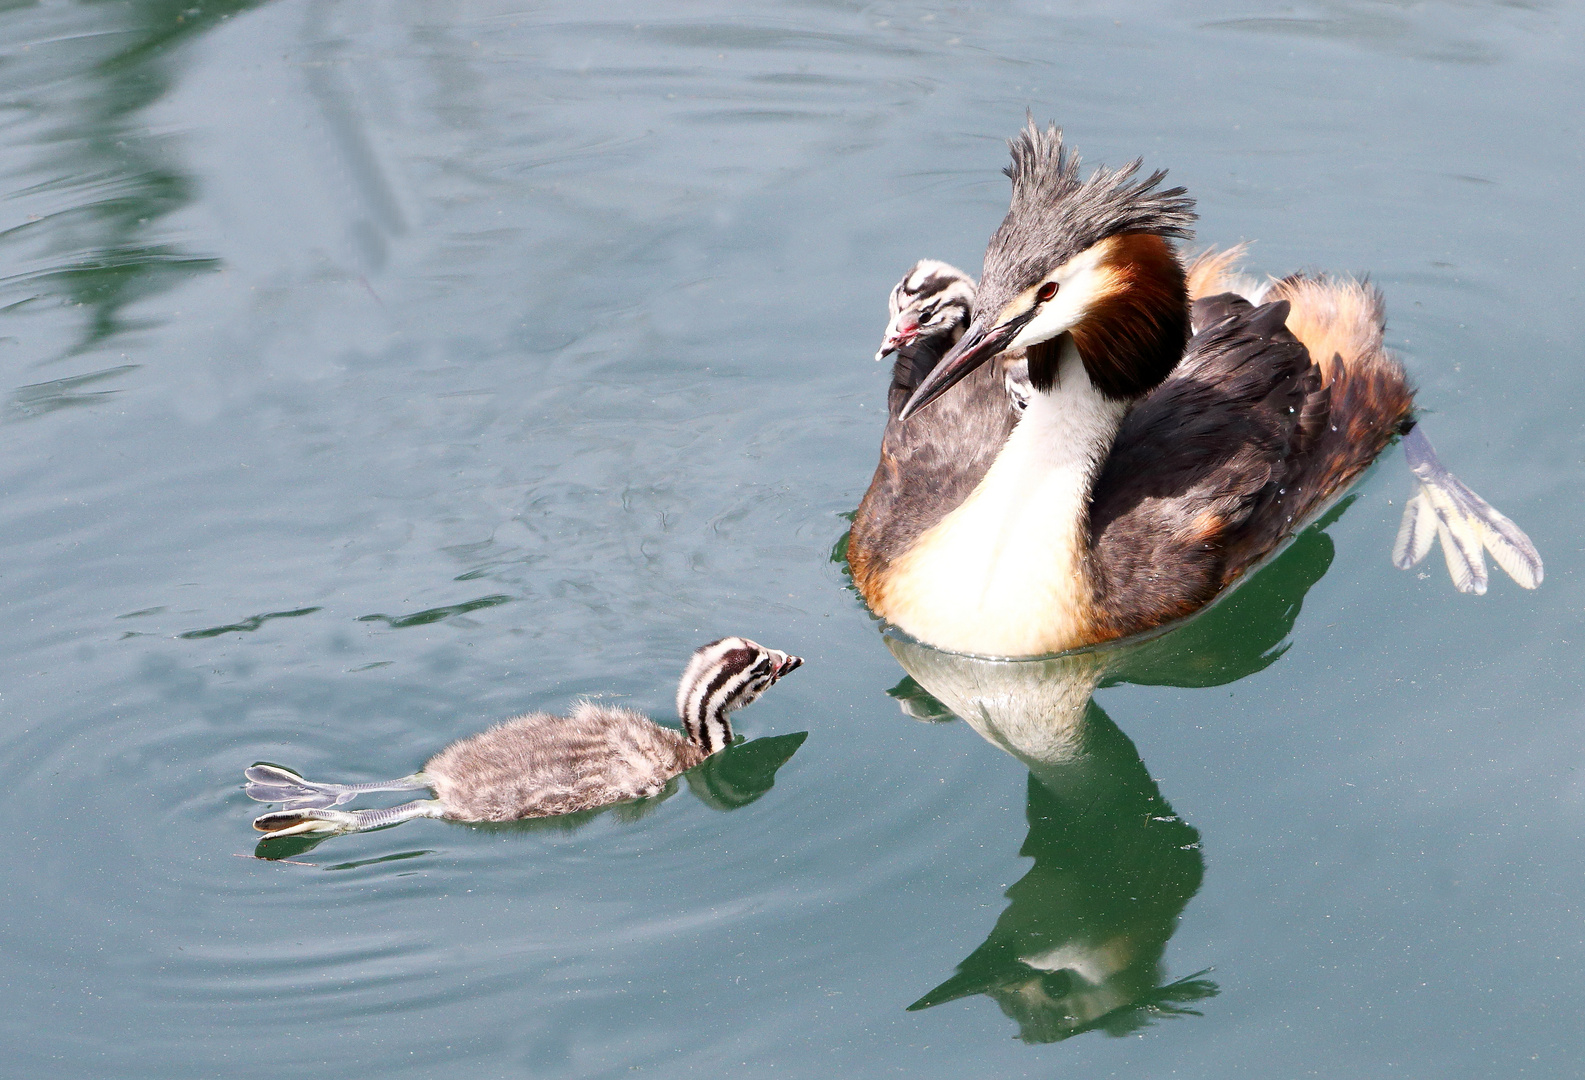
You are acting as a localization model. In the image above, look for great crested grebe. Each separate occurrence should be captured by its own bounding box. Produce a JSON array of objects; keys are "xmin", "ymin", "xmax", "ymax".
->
[
  {"xmin": 246, "ymin": 637, "xmax": 803, "ymax": 835},
  {"xmin": 850, "ymin": 120, "xmax": 1541, "ymax": 658}
]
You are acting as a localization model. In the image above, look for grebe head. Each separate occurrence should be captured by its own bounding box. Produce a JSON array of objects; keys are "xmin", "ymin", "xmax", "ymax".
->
[
  {"xmin": 676, "ymin": 637, "xmax": 804, "ymax": 756},
  {"xmin": 876, "ymin": 260, "xmax": 977, "ymax": 361},
  {"xmin": 902, "ymin": 119, "xmax": 1196, "ymax": 419}
]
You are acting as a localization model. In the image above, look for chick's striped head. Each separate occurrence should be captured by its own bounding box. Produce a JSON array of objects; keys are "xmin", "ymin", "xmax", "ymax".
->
[
  {"xmin": 877, "ymin": 260, "xmax": 977, "ymax": 361},
  {"xmin": 676, "ymin": 637, "xmax": 803, "ymax": 754}
]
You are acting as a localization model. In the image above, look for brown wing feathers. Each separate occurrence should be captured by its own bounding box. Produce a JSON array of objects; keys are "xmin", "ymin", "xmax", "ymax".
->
[
  {"xmin": 1088, "ymin": 286, "xmax": 1411, "ymax": 642},
  {"xmin": 1259, "ymin": 274, "xmax": 1415, "ymax": 560},
  {"xmin": 1087, "ymin": 294, "xmax": 1315, "ymax": 636}
]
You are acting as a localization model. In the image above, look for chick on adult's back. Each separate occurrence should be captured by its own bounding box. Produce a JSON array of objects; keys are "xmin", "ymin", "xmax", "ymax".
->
[
  {"xmin": 247, "ymin": 637, "xmax": 803, "ymax": 835},
  {"xmin": 848, "ymin": 119, "xmax": 1541, "ymax": 658}
]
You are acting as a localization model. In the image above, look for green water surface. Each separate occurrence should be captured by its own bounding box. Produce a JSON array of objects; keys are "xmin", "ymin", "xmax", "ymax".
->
[{"xmin": 2, "ymin": 2, "xmax": 1580, "ymax": 1077}]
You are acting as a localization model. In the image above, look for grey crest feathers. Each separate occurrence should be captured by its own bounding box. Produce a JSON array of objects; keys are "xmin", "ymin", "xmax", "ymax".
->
[{"xmin": 978, "ymin": 118, "xmax": 1197, "ymax": 321}]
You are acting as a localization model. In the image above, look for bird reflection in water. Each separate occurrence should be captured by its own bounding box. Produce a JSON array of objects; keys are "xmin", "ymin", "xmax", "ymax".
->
[{"xmin": 881, "ymin": 510, "xmax": 1343, "ymax": 1041}]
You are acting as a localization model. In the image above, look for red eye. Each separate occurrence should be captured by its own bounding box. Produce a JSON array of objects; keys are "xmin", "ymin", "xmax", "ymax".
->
[{"xmin": 1036, "ymin": 281, "xmax": 1058, "ymax": 302}]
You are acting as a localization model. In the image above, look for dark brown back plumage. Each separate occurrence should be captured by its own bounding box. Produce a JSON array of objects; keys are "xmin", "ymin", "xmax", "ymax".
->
[{"xmin": 1086, "ymin": 289, "xmax": 1413, "ymax": 641}]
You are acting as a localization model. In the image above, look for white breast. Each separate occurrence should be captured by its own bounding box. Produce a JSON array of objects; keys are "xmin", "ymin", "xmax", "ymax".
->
[{"xmin": 875, "ymin": 343, "xmax": 1125, "ymax": 657}]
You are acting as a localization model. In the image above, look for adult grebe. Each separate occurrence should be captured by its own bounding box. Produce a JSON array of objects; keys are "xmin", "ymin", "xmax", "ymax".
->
[
  {"xmin": 246, "ymin": 637, "xmax": 803, "ymax": 835},
  {"xmin": 850, "ymin": 120, "xmax": 1541, "ymax": 658}
]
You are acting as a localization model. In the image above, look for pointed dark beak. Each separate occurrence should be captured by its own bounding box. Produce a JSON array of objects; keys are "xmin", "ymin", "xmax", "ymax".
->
[
  {"xmin": 898, "ymin": 313, "xmax": 1024, "ymax": 420},
  {"xmin": 776, "ymin": 654, "xmax": 804, "ymax": 678}
]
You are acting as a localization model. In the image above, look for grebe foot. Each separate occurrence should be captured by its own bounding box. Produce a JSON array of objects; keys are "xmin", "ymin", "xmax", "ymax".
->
[
  {"xmin": 244, "ymin": 764, "xmax": 431, "ymax": 810},
  {"xmin": 1393, "ymin": 426, "xmax": 1542, "ymax": 593},
  {"xmin": 253, "ymin": 799, "xmax": 443, "ymax": 836}
]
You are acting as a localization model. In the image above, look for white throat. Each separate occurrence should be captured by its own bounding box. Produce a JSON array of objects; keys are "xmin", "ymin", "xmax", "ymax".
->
[{"xmin": 878, "ymin": 338, "xmax": 1126, "ymax": 657}]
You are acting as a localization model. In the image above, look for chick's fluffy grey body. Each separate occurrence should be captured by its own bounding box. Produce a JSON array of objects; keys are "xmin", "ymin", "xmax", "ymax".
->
[
  {"xmin": 424, "ymin": 702, "xmax": 706, "ymax": 821},
  {"xmin": 247, "ymin": 638, "xmax": 803, "ymax": 838}
]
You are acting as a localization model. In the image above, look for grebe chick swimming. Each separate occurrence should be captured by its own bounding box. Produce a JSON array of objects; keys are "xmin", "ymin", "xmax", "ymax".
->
[
  {"xmin": 247, "ymin": 638, "xmax": 803, "ymax": 836},
  {"xmin": 848, "ymin": 119, "xmax": 1542, "ymax": 658}
]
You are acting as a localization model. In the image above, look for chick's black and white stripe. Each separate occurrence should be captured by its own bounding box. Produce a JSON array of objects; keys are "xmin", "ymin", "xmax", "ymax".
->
[
  {"xmin": 677, "ymin": 637, "xmax": 802, "ymax": 755},
  {"xmin": 878, "ymin": 261, "xmax": 1030, "ymax": 413},
  {"xmin": 879, "ymin": 260, "xmax": 977, "ymax": 363}
]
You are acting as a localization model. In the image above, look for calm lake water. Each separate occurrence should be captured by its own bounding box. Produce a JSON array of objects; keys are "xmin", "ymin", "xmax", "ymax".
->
[{"xmin": 3, "ymin": 2, "xmax": 1581, "ymax": 1077}]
